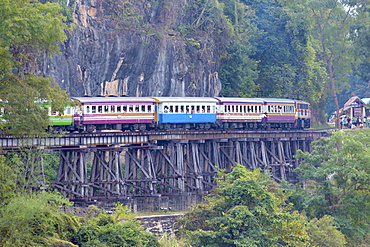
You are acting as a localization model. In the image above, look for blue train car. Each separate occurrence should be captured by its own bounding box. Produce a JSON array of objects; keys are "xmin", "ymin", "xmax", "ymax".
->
[{"xmin": 151, "ymin": 97, "xmax": 218, "ymax": 128}]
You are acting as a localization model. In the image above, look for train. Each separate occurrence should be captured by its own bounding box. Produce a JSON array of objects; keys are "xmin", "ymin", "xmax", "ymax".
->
[{"xmin": 47, "ymin": 96, "xmax": 311, "ymax": 132}]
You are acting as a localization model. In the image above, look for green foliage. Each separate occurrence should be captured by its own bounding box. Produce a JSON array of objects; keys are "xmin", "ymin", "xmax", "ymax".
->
[
  {"xmin": 38, "ymin": 0, "xmax": 76, "ymax": 24},
  {"xmin": 71, "ymin": 204, "xmax": 159, "ymax": 247},
  {"xmin": 179, "ymin": 164, "xmax": 311, "ymax": 246},
  {"xmin": 0, "ymin": 0, "xmax": 71, "ymax": 136},
  {"xmin": 158, "ymin": 234, "xmax": 192, "ymax": 247},
  {"xmin": 42, "ymin": 152, "xmax": 61, "ymax": 184},
  {"xmin": 4, "ymin": 149, "xmax": 47, "ymax": 193},
  {"xmin": 295, "ymin": 129, "xmax": 370, "ymax": 244},
  {"xmin": 218, "ymin": 0, "xmax": 259, "ymax": 97},
  {"xmin": 0, "ymin": 156, "xmax": 16, "ymax": 204},
  {"xmin": 103, "ymin": 0, "xmax": 144, "ymax": 28},
  {"xmin": 307, "ymin": 215, "xmax": 347, "ymax": 247},
  {"xmin": 0, "ymin": 192, "xmax": 77, "ymax": 246}
]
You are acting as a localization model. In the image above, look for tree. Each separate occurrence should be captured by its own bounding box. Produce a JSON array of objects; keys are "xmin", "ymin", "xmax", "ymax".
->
[
  {"xmin": 71, "ymin": 204, "xmax": 160, "ymax": 247},
  {"xmin": 0, "ymin": 192, "xmax": 78, "ymax": 246},
  {"xmin": 0, "ymin": 0, "xmax": 71, "ymax": 136},
  {"xmin": 218, "ymin": 0, "xmax": 259, "ymax": 97},
  {"xmin": 293, "ymin": 0, "xmax": 360, "ymax": 128},
  {"xmin": 307, "ymin": 215, "xmax": 347, "ymax": 247},
  {"xmin": 179, "ymin": 164, "xmax": 311, "ymax": 246},
  {"xmin": 239, "ymin": 0, "xmax": 328, "ymax": 124},
  {"xmin": 0, "ymin": 156, "xmax": 16, "ymax": 204},
  {"xmin": 350, "ymin": 1, "xmax": 370, "ymax": 98},
  {"xmin": 295, "ymin": 130, "xmax": 370, "ymax": 245}
]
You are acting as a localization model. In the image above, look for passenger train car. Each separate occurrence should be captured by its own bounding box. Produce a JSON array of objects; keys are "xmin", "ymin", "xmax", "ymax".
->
[
  {"xmin": 72, "ymin": 97, "xmax": 157, "ymax": 131},
  {"xmin": 154, "ymin": 97, "xmax": 218, "ymax": 130},
  {"xmin": 66, "ymin": 96, "xmax": 311, "ymax": 132}
]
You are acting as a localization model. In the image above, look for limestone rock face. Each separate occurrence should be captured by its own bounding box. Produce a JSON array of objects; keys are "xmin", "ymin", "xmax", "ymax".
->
[{"xmin": 41, "ymin": 0, "xmax": 223, "ymax": 97}]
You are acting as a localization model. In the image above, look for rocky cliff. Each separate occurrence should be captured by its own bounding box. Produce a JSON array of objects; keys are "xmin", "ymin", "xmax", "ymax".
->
[{"xmin": 41, "ymin": 0, "xmax": 226, "ymax": 97}]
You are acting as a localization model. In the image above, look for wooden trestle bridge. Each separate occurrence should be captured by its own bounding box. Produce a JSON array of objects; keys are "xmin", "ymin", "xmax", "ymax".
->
[{"xmin": 0, "ymin": 130, "xmax": 328, "ymax": 205}]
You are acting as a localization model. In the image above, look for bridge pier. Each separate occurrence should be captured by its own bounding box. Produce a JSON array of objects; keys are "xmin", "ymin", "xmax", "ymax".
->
[
  {"xmin": 42, "ymin": 130, "xmax": 323, "ymax": 204},
  {"xmin": 54, "ymin": 149, "xmax": 125, "ymax": 199},
  {"xmin": 54, "ymin": 137, "xmax": 313, "ymax": 199},
  {"xmin": 122, "ymin": 138, "xmax": 311, "ymax": 196},
  {"xmin": 54, "ymin": 150, "xmax": 89, "ymax": 198}
]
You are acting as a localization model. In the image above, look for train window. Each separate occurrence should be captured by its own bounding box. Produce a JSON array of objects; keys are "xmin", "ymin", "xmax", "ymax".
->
[
  {"xmin": 117, "ymin": 106, "xmax": 121, "ymax": 112},
  {"xmin": 135, "ymin": 106, "xmax": 140, "ymax": 112},
  {"xmin": 148, "ymin": 105, "xmax": 152, "ymax": 112},
  {"xmin": 202, "ymin": 106, "xmax": 206, "ymax": 113},
  {"xmin": 180, "ymin": 105, "xmax": 184, "ymax": 113},
  {"xmin": 191, "ymin": 106, "xmax": 195, "ymax": 113},
  {"xmin": 86, "ymin": 106, "xmax": 90, "ymax": 113},
  {"xmin": 141, "ymin": 105, "xmax": 146, "ymax": 112},
  {"xmin": 98, "ymin": 106, "xmax": 102, "ymax": 113},
  {"xmin": 196, "ymin": 105, "xmax": 200, "ymax": 113},
  {"xmin": 169, "ymin": 106, "xmax": 173, "ymax": 113},
  {"xmin": 110, "ymin": 105, "xmax": 115, "ymax": 112},
  {"xmin": 122, "ymin": 106, "xmax": 127, "ymax": 112},
  {"xmin": 129, "ymin": 106, "xmax": 133, "ymax": 112},
  {"xmin": 104, "ymin": 105, "xmax": 109, "ymax": 113},
  {"xmin": 92, "ymin": 106, "xmax": 96, "ymax": 113}
]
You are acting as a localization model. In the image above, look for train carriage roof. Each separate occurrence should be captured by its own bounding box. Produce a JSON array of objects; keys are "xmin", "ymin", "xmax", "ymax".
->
[
  {"xmin": 150, "ymin": 97, "xmax": 218, "ymax": 103},
  {"xmin": 214, "ymin": 97, "xmax": 265, "ymax": 104},
  {"xmin": 260, "ymin": 98, "xmax": 295, "ymax": 104},
  {"xmin": 71, "ymin": 97, "xmax": 157, "ymax": 104},
  {"xmin": 294, "ymin": 99, "xmax": 310, "ymax": 105}
]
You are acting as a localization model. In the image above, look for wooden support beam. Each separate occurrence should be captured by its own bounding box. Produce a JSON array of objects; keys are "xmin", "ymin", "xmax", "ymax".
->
[{"xmin": 53, "ymin": 133, "xmax": 320, "ymax": 200}]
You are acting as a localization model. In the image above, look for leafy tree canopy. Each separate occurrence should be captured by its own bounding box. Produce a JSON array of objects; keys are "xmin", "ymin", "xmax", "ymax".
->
[
  {"xmin": 0, "ymin": 192, "xmax": 78, "ymax": 246},
  {"xmin": 0, "ymin": 0, "xmax": 72, "ymax": 136},
  {"xmin": 306, "ymin": 215, "xmax": 347, "ymax": 247},
  {"xmin": 295, "ymin": 129, "xmax": 370, "ymax": 244},
  {"xmin": 179, "ymin": 164, "xmax": 311, "ymax": 246},
  {"xmin": 71, "ymin": 204, "xmax": 160, "ymax": 247}
]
